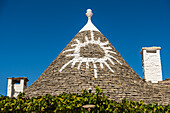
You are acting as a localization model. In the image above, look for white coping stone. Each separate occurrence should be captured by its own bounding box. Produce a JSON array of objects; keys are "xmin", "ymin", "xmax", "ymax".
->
[{"xmin": 79, "ymin": 9, "xmax": 100, "ymax": 32}]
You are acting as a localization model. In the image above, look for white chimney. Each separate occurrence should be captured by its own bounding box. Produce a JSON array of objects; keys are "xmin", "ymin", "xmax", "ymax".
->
[
  {"xmin": 7, "ymin": 77, "xmax": 29, "ymax": 98},
  {"xmin": 140, "ymin": 47, "xmax": 162, "ymax": 83}
]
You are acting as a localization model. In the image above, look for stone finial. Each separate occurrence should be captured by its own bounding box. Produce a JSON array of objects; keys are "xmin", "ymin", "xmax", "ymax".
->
[
  {"xmin": 86, "ymin": 9, "xmax": 93, "ymax": 20},
  {"xmin": 79, "ymin": 9, "xmax": 99, "ymax": 32}
]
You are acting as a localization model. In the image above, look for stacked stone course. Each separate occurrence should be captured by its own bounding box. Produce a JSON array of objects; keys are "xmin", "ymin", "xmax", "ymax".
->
[{"xmin": 24, "ymin": 30, "xmax": 170, "ymax": 105}]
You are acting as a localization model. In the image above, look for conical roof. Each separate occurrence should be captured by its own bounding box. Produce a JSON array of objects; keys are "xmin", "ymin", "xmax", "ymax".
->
[{"xmin": 24, "ymin": 9, "xmax": 170, "ymax": 105}]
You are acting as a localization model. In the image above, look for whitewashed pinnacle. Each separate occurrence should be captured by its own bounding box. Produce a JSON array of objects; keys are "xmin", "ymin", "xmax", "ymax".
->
[{"xmin": 79, "ymin": 9, "xmax": 100, "ymax": 32}]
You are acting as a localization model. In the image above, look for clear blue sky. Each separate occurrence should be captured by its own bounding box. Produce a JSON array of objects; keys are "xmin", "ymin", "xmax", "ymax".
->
[{"xmin": 0, "ymin": 0, "xmax": 170, "ymax": 96}]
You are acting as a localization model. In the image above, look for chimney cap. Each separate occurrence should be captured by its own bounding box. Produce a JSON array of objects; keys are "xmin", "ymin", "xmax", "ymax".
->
[
  {"xmin": 140, "ymin": 46, "xmax": 161, "ymax": 54},
  {"xmin": 7, "ymin": 77, "xmax": 29, "ymax": 82}
]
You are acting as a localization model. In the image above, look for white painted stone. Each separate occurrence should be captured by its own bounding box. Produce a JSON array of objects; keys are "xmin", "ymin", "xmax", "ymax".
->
[
  {"xmin": 7, "ymin": 78, "xmax": 28, "ymax": 98},
  {"xmin": 141, "ymin": 47, "xmax": 162, "ymax": 83},
  {"xmin": 79, "ymin": 9, "xmax": 100, "ymax": 32},
  {"xmin": 60, "ymin": 30, "xmax": 122, "ymax": 78},
  {"xmin": 7, "ymin": 79, "xmax": 12, "ymax": 97}
]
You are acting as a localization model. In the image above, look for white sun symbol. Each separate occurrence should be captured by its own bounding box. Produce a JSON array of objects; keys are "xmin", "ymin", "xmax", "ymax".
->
[{"xmin": 59, "ymin": 30, "xmax": 122, "ymax": 78}]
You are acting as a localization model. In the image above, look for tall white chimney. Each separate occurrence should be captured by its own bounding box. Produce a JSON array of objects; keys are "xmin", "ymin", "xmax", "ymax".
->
[{"xmin": 140, "ymin": 47, "xmax": 162, "ymax": 83}]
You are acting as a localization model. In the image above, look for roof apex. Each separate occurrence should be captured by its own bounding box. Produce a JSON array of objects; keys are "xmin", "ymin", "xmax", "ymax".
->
[{"xmin": 79, "ymin": 9, "xmax": 100, "ymax": 32}]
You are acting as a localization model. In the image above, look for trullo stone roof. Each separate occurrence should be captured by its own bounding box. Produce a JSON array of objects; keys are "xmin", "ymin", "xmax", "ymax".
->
[{"xmin": 24, "ymin": 9, "xmax": 170, "ymax": 105}]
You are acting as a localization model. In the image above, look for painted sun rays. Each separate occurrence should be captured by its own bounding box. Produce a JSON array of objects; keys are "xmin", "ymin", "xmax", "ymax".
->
[{"xmin": 59, "ymin": 31, "xmax": 122, "ymax": 78}]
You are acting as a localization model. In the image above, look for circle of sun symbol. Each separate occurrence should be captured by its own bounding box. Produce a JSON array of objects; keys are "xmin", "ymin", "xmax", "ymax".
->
[{"xmin": 59, "ymin": 31, "xmax": 122, "ymax": 78}]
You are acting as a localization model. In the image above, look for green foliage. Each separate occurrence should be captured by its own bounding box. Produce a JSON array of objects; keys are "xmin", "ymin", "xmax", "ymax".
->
[{"xmin": 0, "ymin": 86, "xmax": 169, "ymax": 113}]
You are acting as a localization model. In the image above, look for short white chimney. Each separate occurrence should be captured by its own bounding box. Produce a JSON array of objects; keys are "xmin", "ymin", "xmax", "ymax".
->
[
  {"xmin": 140, "ymin": 47, "xmax": 162, "ymax": 83},
  {"xmin": 7, "ymin": 77, "xmax": 29, "ymax": 98}
]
